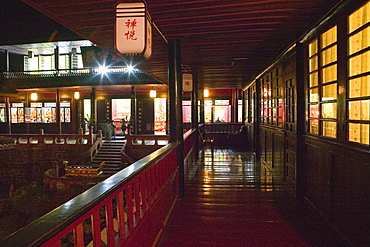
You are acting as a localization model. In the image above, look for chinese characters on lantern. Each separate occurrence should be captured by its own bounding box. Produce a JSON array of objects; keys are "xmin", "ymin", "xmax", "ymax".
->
[{"xmin": 125, "ymin": 19, "xmax": 138, "ymax": 40}]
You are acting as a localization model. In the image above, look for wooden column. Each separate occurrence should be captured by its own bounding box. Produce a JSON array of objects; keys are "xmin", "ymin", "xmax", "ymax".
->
[
  {"xmin": 5, "ymin": 96, "xmax": 11, "ymax": 134},
  {"xmin": 168, "ymin": 38, "xmax": 184, "ymax": 197},
  {"xmin": 191, "ymin": 74, "xmax": 198, "ymax": 129},
  {"xmin": 56, "ymin": 89, "xmax": 62, "ymax": 134}
]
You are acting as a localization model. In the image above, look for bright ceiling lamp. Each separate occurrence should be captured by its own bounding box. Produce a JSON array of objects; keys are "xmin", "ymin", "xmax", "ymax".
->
[
  {"xmin": 74, "ymin": 92, "xmax": 80, "ymax": 100},
  {"xmin": 150, "ymin": 90, "xmax": 156, "ymax": 98},
  {"xmin": 98, "ymin": 66, "xmax": 108, "ymax": 74},
  {"xmin": 30, "ymin": 93, "xmax": 38, "ymax": 101},
  {"xmin": 204, "ymin": 89, "xmax": 209, "ymax": 98}
]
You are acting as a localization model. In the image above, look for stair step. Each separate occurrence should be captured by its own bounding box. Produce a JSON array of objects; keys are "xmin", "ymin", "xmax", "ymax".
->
[{"xmin": 88, "ymin": 139, "xmax": 127, "ymax": 176}]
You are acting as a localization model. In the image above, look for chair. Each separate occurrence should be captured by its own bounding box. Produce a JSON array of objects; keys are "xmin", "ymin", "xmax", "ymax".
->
[{"xmin": 202, "ymin": 131, "xmax": 214, "ymax": 149}]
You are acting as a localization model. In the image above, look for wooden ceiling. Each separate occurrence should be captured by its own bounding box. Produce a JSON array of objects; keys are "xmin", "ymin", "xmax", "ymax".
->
[{"xmin": 16, "ymin": 0, "xmax": 343, "ymax": 89}]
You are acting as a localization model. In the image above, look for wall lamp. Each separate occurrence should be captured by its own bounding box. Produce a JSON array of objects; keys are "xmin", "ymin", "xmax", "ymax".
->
[
  {"xmin": 30, "ymin": 93, "xmax": 38, "ymax": 101},
  {"xmin": 74, "ymin": 92, "xmax": 80, "ymax": 100},
  {"xmin": 150, "ymin": 90, "xmax": 157, "ymax": 98},
  {"xmin": 204, "ymin": 89, "xmax": 209, "ymax": 98}
]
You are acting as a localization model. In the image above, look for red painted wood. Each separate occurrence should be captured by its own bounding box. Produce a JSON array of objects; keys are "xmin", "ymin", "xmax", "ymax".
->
[
  {"xmin": 91, "ymin": 210, "xmax": 102, "ymax": 247},
  {"xmin": 6, "ymin": 131, "xmax": 197, "ymax": 247},
  {"xmin": 117, "ymin": 191, "xmax": 126, "ymax": 239},
  {"xmin": 105, "ymin": 200, "xmax": 115, "ymax": 246},
  {"xmin": 126, "ymin": 184, "xmax": 134, "ymax": 229},
  {"xmin": 74, "ymin": 223, "xmax": 84, "ymax": 247}
]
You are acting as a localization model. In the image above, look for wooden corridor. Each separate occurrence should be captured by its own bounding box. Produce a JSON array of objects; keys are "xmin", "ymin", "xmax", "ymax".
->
[{"xmin": 158, "ymin": 149, "xmax": 351, "ymax": 247}]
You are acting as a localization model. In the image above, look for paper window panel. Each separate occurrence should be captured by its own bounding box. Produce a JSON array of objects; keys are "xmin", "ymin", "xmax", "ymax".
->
[
  {"xmin": 323, "ymin": 121, "xmax": 337, "ymax": 138},
  {"xmin": 27, "ymin": 56, "xmax": 39, "ymax": 71},
  {"xmin": 349, "ymin": 50, "xmax": 370, "ymax": 77},
  {"xmin": 322, "ymin": 64, "xmax": 337, "ymax": 83},
  {"xmin": 349, "ymin": 123, "xmax": 370, "ymax": 145},
  {"xmin": 348, "ymin": 1, "xmax": 370, "ymax": 34},
  {"xmin": 349, "ymin": 76, "xmax": 370, "ymax": 98},
  {"xmin": 321, "ymin": 45, "xmax": 337, "ymax": 66},
  {"xmin": 309, "ymin": 88, "xmax": 319, "ymax": 103},
  {"xmin": 322, "ymin": 83, "xmax": 337, "ymax": 100},
  {"xmin": 309, "ymin": 56, "xmax": 318, "ymax": 72},
  {"xmin": 309, "ymin": 72, "xmax": 319, "ymax": 87},
  {"xmin": 309, "ymin": 39, "xmax": 318, "ymax": 57},
  {"xmin": 349, "ymin": 100, "xmax": 370, "ymax": 120},
  {"xmin": 321, "ymin": 26, "xmax": 337, "ymax": 48},
  {"xmin": 322, "ymin": 103, "xmax": 337, "ymax": 119},
  {"xmin": 349, "ymin": 26, "xmax": 370, "ymax": 55},
  {"xmin": 309, "ymin": 104, "xmax": 319, "ymax": 118},
  {"xmin": 309, "ymin": 119, "xmax": 319, "ymax": 134},
  {"xmin": 59, "ymin": 55, "xmax": 69, "ymax": 70}
]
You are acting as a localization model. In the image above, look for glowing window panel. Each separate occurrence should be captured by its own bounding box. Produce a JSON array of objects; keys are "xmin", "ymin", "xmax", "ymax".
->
[
  {"xmin": 322, "ymin": 83, "xmax": 337, "ymax": 100},
  {"xmin": 308, "ymin": 39, "xmax": 318, "ymax": 57},
  {"xmin": 321, "ymin": 45, "xmax": 337, "ymax": 66},
  {"xmin": 349, "ymin": 26, "xmax": 370, "ymax": 55},
  {"xmin": 349, "ymin": 100, "xmax": 370, "ymax": 120},
  {"xmin": 309, "ymin": 72, "xmax": 318, "ymax": 87},
  {"xmin": 309, "ymin": 104, "xmax": 319, "ymax": 118},
  {"xmin": 348, "ymin": 1, "xmax": 370, "ymax": 33},
  {"xmin": 309, "ymin": 56, "xmax": 318, "ymax": 72},
  {"xmin": 322, "ymin": 102, "xmax": 337, "ymax": 119},
  {"xmin": 349, "ymin": 76, "xmax": 370, "ymax": 98},
  {"xmin": 323, "ymin": 121, "xmax": 336, "ymax": 138},
  {"xmin": 322, "ymin": 64, "xmax": 337, "ymax": 83},
  {"xmin": 349, "ymin": 123, "xmax": 369, "ymax": 145},
  {"xmin": 321, "ymin": 26, "xmax": 337, "ymax": 48},
  {"xmin": 309, "ymin": 119, "xmax": 319, "ymax": 134},
  {"xmin": 309, "ymin": 88, "xmax": 319, "ymax": 103},
  {"xmin": 349, "ymin": 50, "xmax": 370, "ymax": 77}
]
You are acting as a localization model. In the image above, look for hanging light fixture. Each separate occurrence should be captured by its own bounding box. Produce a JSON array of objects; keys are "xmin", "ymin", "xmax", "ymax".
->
[
  {"xmin": 150, "ymin": 90, "xmax": 156, "ymax": 98},
  {"xmin": 204, "ymin": 89, "xmax": 209, "ymax": 98},
  {"xmin": 28, "ymin": 51, "xmax": 34, "ymax": 58},
  {"xmin": 74, "ymin": 92, "xmax": 80, "ymax": 100},
  {"xmin": 30, "ymin": 92, "xmax": 38, "ymax": 101}
]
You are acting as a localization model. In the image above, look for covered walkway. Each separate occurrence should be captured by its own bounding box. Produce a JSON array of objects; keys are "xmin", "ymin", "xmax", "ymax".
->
[{"xmin": 158, "ymin": 148, "xmax": 351, "ymax": 247}]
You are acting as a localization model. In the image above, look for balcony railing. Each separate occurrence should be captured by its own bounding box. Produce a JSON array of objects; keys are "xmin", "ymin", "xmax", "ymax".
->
[
  {"xmin": 0, "ymin": 128, "xmax": 200, "ymax": 247},
  {"xmin": 2, "ymin": 67, "xmax": 142, "ymax": 79}
]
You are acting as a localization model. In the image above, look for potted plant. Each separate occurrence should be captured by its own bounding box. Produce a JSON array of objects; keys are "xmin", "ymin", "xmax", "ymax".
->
[{"xmin": 84, "ymin": 114, "xmax": 95, "ymax": 133}]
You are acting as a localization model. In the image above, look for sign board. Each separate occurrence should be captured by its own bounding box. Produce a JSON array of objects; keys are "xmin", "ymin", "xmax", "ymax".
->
[
  {"xmin": 115, "ymin": 2, "xmax": 152, "ymax": 59},
  {"xmin": 183, "ymin": 73, "xmax": 193, "ymax": 92}
]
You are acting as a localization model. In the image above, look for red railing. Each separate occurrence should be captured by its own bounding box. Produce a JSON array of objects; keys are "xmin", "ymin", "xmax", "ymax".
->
[{"xmin": 0, "ymin": 129, "xmax": 199, "ymax": 247}]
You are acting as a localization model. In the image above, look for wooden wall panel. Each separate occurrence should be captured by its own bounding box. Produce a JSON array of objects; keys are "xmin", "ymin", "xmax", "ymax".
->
[{"xmin": 305, "ymin": 136, "xmax": 370, "ymax": 245}]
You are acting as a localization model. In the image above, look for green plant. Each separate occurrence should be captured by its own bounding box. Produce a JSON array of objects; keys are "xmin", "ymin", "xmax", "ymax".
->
[{"xmin": 84, "ymin": 114, "xmax": 95, "ymax": 128}]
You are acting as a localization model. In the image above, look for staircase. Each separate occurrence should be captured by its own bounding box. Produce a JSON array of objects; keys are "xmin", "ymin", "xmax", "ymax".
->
[{"xmin": 90, "ymin": 138, "xmax": 126, "ymax": 176}]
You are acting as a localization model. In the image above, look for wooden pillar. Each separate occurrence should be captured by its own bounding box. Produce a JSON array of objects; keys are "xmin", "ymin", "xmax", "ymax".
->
[
  {"xmin": 91, "ymin": 88, "xmax": 96, "ymax": 133},
  {"xmin": 130, "ymin": 86, "xmax": 136, "ymax": 134},
  {"xmin": 242, "ymin": 89, "xmax": 246, "ymax": 123},
  {"xmin": 56, "ymin": 89, "xmax": 62, "ymax": 134},
  {"xmin": 168, "ymin": 38, "xmax": 184, "ymax": 197},
  {"xmin": 199, "ymin": 81, "xmax": 205, "ymax": 124},
  {"xmin": 5, "ymin": 96, "xmax": 11, "ymax": 134},
  {"xmin": 191, "ymin": 74, "xmax": 198, "ymax": 129},
  {"xmin": 254, "ymin": 79, "xmax": 261, "ymax": 158},
  {"xmin": 295, "ymin": 42, "xmax": 306, "ymax": 199}
]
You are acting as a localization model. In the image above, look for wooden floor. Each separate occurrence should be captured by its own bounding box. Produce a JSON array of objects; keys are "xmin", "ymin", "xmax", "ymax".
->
[{"xmin": 158, "ymin": 148, "xmax": 351, "ymax": 247}]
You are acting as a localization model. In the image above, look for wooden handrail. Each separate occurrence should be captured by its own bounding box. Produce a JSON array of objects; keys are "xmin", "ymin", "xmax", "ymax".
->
[{"xmin": 0, "ymin": 129, "xmax": 200, "ymax": 247}]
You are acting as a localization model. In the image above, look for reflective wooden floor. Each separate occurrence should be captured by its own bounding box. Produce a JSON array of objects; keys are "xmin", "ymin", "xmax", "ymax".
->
[{"xmin": 158, "ymin": 148, "xmax": 351, "ymax": 247}]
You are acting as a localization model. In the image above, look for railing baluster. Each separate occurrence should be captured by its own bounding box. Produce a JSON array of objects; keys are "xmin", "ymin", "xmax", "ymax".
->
[
  {"xmin": 141, "ymin": 174, "xmax": 148, "ymax": 211},
  {"xmin": 117, "ymin": 190, "xmax": 126, "ymax": 239},
  {"xmin": 106, "ymin": 199, "xmax": 115, "ymax": 246},
  {"xmin": 127, "ymin": 184, "xmax": 134, "ymax": 229},
  {"xmin": 74, "ymin": 222, "xmax": 85, "ymax": 247},
  {"xmin": 134, "ymin": 178, "xmax": 141, "ymax": 219},
  {"xmin": 92, "ymin": 209, "xmax": 103, "ymax": 247}
]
